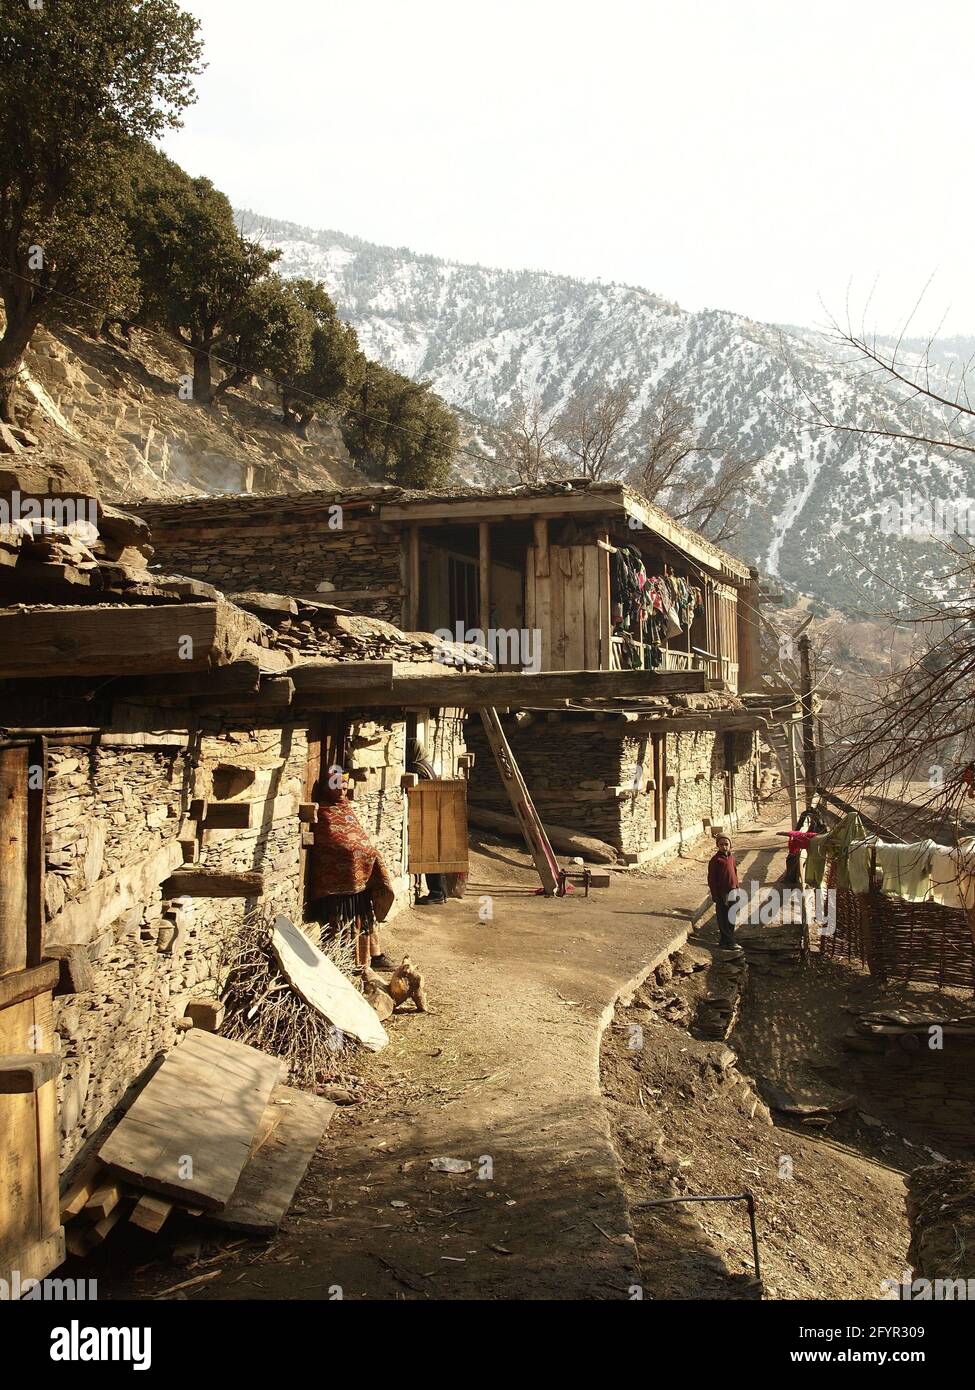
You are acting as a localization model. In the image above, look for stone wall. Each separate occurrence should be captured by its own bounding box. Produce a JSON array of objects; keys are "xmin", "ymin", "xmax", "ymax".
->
[
  {"xmin": 47, "ymin": 722, "xmax": 310, "ymax": 1173},
  {"xmin": 133, "ymin": 496, "xmax": 405, "ymax": 622},
  {"xmin": 842, "ymin": 1030, "xmax": 975, "ymax": 1152},
  {"xmin": 467, "ymin": 718, "xmax": 757, "ymax": 863}
]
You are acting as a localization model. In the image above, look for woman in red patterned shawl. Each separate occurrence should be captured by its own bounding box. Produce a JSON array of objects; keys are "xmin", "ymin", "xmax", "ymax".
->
[{"xmin": 308, "ymin": 778, "xmax": 395, "ymax": 970}]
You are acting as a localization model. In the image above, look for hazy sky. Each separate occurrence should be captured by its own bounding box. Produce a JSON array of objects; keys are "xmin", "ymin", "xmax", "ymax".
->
[{"xmin": 162, "ymin": 0, "xmax": 974, "ymax": 335}]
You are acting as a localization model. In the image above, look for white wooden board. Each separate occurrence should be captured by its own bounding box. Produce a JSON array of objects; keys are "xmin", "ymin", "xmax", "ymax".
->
[{"xmin": 271, "ymin": 915, "xmax": 388, "ymax": 1052}]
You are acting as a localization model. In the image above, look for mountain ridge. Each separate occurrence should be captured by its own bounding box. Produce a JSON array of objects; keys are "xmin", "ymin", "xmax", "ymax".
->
[{"xmin": 242, "ymin": 208, "xmax": 972, "ymax": 614}]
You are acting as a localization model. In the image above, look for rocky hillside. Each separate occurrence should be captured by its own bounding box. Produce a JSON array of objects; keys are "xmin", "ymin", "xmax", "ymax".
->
[
  {"xmin": 1, "ymin": 320, "xmax": 361, "ymax": 503},
  {"xmin": 247, "ymin": 212, "xmax": 973, "ymax": 612}
]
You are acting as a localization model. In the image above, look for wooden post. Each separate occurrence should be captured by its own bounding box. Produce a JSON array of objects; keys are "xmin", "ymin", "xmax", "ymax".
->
[
  {"xmin": 798, "ymin": 634, "xmax": 817, "ymax": 807},
  {"xmin": 478, "ymin": 521, "xmax": 491, "ymax": 631},
  {"xmin": 532, "ymin": 517, "xmax": 549, "ymax": 578},
  {"xmin": 0, "ymin": 744, "xmax": 30, "ymax": 977},
  {"xmin": 737, "ymin": 567, "xmax": 763, "ymax": 693},
  {"xmin": 406, "ymin": 525, "xmax": 420, "ymax": 631}
]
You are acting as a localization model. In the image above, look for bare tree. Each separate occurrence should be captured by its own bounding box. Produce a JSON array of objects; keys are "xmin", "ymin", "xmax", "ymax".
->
[
  {"xmin": 550, "ymin": 380, "xmax": 633, "ymax": 480},
  {"xmin": 802, "ymin": 301, "xmax": 975, "ymax": 828},
  {"xmin": 631, "ymin": 382, "xmax": 759, "ymax": 543},
  {"xmin": 501, "ymin": 392, "xmax": 560, "ymax": 484}
]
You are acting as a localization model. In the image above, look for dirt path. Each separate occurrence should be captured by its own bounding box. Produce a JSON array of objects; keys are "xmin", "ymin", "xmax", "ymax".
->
[{"xmin": 97, "ymin": 832, "xmax": 718, "ymax": 1301}]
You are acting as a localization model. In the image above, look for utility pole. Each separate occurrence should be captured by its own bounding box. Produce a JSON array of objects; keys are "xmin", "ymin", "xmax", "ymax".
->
[{"xmin": 798, "ymin": 633, "xmax": 817, "ymax": 807}]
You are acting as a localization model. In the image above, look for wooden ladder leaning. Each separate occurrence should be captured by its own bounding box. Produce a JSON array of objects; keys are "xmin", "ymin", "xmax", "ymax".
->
[{"xmin": 479, "ymin": 708, "xmax": 561, "ymax": 896}]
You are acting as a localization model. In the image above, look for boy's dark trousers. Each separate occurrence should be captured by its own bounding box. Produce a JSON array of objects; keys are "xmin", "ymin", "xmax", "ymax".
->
[{"xmin": 714, "ymin": 896, "xmax": 736, "ymax": 949}]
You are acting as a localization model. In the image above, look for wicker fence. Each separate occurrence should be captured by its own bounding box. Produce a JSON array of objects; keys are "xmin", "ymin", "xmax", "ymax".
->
[{"xmin": 821, "ymin": 864, "xmax": 975, "ymax": 993}]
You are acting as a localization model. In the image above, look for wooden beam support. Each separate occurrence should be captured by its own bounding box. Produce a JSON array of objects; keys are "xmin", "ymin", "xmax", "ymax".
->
[
  {"xmin": 0, "ymin": 601, "xmax": 260, "ymax": 679},
  {"xmin": 406, "ymin": 524, "xmax": 420, "ymax": 630},
  {"xmin": 381, "ymin": 491, "xmax": 628, "ymax": 524},
  {"xmin": 294, "ymin": 667, "xmax": 707, "ymax": 710},
  {"xmin": 0, "ymin": 959, "xmax": 60, "ymax": 1011},
  {"xmin": 161, "ymin": 869, "xmax": 265, "ymax": 898},
  {"xmin": 0, "ymin": 1052, "xmax": 60, "ymax": 1093},
  {"xmin": 288, "ymin": 661, "xmax": 394, "ymax": 699}
]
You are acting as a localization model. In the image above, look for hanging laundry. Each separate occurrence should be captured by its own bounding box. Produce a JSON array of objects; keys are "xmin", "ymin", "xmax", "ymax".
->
[
  {"xmin": 870, "ymin": 841, "xmax": 939, "ymax": 902},
  {"xmin": 804, "ymin": 811, "xmax": 867, "ymax": 889}
]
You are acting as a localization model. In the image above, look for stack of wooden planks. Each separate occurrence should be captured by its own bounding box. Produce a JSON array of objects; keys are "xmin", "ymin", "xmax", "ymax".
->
[{"xmin": 60, "ymin": 1031, "xmax": 335, "ymax": 1254}]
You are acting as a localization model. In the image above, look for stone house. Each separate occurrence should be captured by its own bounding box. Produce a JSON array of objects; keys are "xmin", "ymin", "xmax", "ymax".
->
[{"xmin": 136, "ymin": 479, "xmax": 782, "ymax": 863}]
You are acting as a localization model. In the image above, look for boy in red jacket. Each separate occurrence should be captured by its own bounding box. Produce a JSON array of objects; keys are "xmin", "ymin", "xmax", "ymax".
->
[{"xmin": 708, "ymin": 834, "xmax": 740, "ymax": 949}]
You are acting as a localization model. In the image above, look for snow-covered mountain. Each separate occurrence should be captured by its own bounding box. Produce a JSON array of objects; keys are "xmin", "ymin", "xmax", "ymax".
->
[{"xmin": 241, "ymin": 211, "xmax": 974, "ymax": 612}]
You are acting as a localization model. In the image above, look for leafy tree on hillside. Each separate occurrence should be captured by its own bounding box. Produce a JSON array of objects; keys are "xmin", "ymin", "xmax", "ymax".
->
[
  {"xmin": 121, "ymin": 147, "xmax": 279, "ymax": 403},
  {"xmin": 213, "ymin": 274, "xmax": 312, "ymax": 400},
  {"xmin": 279, "ymin": 279, "xmax": 365, "ymax": 435},
  {"xmin": 0, "ymin": 0, "xmax": 202, "ymax": 419},
  {"xmin": 344, "ymin": 361, "xmax": 457, "ymax": 487}
]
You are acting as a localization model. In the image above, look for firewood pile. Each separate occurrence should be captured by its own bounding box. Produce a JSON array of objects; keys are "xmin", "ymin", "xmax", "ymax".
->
[{"xmin": 219, "ymin": 910, "xmax": 362, "ymax": 1088}]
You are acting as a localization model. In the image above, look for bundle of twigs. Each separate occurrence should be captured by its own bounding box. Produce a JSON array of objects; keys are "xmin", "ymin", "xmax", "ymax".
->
[{"xmin": 219, "ymin": 910, "xmax": 361, "ymax": 1088}]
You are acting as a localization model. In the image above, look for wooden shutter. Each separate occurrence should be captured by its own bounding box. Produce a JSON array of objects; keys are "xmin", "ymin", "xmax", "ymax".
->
[{"xmin": 407, "ymin": 780, "xmax": 468, "ymax": 873}]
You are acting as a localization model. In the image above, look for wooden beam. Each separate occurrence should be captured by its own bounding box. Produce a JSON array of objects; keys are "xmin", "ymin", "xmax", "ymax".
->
[
  {"xmin": 200, "ymin": 802, "xmax": 253, "ymax": 830},
  {"xmin": 0, "ymin": 1052, "xmax": 59, "ymax": 1093},
  {"xmin": 45, "ymin": 841, "xmax": 184, "ymax": 948},
  {"xmin": 532, "ymin": 517, "xmax": 550, "ymax": 578},
  {"xmin": 0, "ymin": 601, "xmax": 260, "ymax": 679},
  {"xmin": 120, "ymin": 659, "xmax": 262, "ymax": 702},
  {"xmin": 161, "ymin": 869, "xmax": 265, "ymax": 898},
  {"xmin": 0, "ymin": 959, "xmax": 60, "ymax": 1010},
  {"xmin": 288, "ymin": 661, "xmax": 394, "ymax": 697},
  {"xmin": 295, "ymin": 667, "xmax": 707, "ymax": 710},
  {"xmin": 381, "ymin": 491, "xmax": 628, "ymax": 524}
]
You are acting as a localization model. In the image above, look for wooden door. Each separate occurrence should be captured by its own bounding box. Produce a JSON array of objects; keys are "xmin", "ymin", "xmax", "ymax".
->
[
  {"xmin": 525, "ymin": 542, "xmax": 604, "ymax": 671},
  {"xmin": 407, "ymin": 780, "xmax": 469, "ymax": 873}
]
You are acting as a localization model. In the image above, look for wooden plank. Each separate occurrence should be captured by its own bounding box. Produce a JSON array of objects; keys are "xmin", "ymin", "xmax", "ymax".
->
[
  {"xmin": 26, "ymin": 736, "xmax": 45, "ymax": 969},
  {"xmin": 59, "ymin": 1158, "xmax": 104, "ymax": 1221},
  {"xmin": 160, "ymin": 869, "xmax": 265, "ymax": 899},
  {"xmin": 583, "ymin": 543, "xmax": 600, "ymax": 670},
  {"xmin": 563, "ymin": 545, "xmax": 586, "ymax": 671},
  {"xmin": 271, "ymin": 915, "xmax": 388, "ymax": 1052},
  {"xmin": 129, "ymin": 1193, "xmax": 173, "ymax": 1233},
  {"xmin": 0, "ymin": 999, "xmax": 39, "ymax": 1259},
  {"xmin": 407, "ymin": 524, "xmax": 420, "ymax": 630},
  {"xmin": 0, "ymin": 601, "xmax": 259, "ymax": 679},
  {"xmin": 0, "ymin": 744, "xmax": 29, "ymax": 977},
  {"xmin": 0, "ymin": 1228, "xmax": 65, "ymax": 1292},
  {"xmin": 210, "ymin": 1084, "xmax": 336, "ymax": 1236},
  {"xmin": 84, "ymin": 1181, "xmax": 122, "ymax": 1221},
  {"xmin": 0, "ymin": 960, "xmax": 59, "ymax": 1012},
  {"xmin": 98, "ymin": 1031, "xmax": 285, "ymax": 1210},
  {"xmin": 0, "ymin": 1053, "xmax": 59, "ymax": 1093}
]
